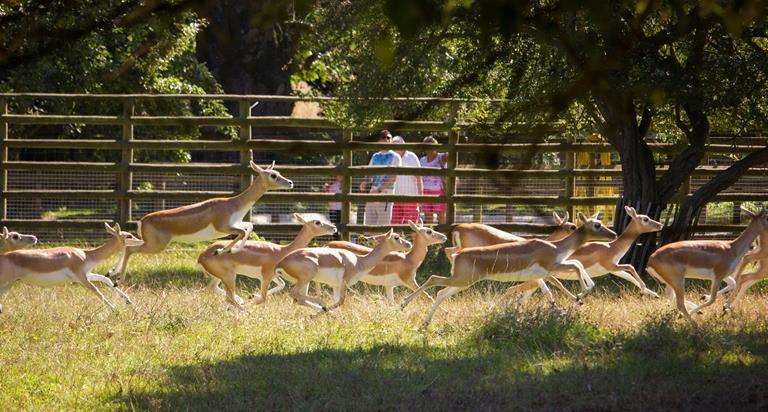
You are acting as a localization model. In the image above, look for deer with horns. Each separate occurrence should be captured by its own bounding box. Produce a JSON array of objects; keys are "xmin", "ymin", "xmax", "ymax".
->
[{"xmin": 108, "ymin": 161, "xmax": 292, "ymax": 284}]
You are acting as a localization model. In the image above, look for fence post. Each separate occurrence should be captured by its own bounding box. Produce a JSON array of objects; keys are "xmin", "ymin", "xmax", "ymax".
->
[
  {"xmin": 239, "ymin": 100, "xmax": 253, "ymax": 223},
  {"xmin": 0, "ymin": 97, "xmax": 6, "ymax": 221},
  {"xmin": 118, "ymin": 99, "xmax": 134, "ymax": 227},
  {"xmin": 341, "ymin": 130, "xmax": 353, "ymax": 241},
  {"xmin": 444, "ymin": 103, "xmax": 460, "ymax": 229},
  {"xmin": 564, "ymin": 135, "xmax": 575, "ymax": 220}
]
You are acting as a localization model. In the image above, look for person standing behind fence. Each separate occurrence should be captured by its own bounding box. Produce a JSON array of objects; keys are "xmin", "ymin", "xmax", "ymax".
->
[
  {"xmin": 420, "ymin": 136, "xmax": 447, "ymax": 224},
  {"xmin": 360, "ymin": 130, "xmax": 402, "ymax": 226},
  {"xmin": 390, "ymin": 135, "xmax": 423, "ymax": 224}
]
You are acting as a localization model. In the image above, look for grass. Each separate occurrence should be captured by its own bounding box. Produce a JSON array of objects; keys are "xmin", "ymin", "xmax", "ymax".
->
[{"xmin": 2, "ymin": 244, "xmax": 768, "ymax": 410}]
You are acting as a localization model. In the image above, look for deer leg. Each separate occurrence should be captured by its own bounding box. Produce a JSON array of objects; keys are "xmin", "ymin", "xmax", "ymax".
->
[
  {"xmin": 545, "ymin": 277, "xmax": 580, "ymax": 302},
  {"xmin": 289, "ymin": 281, "xmax": 327, "ymax": 312},
  {"xmin": 109, "ymin": 224, "xmax": 170, "ymax": 284},
  {"xmin": 215, "ymin": 222, "xmax": 253, "ymax": 255},
  {"xmin": 401, "ymin": 275, "xmax": 468, "ymax": 309},
  {"xmin": 385, "ymin": 286, "xmax": 396, "ymax": 304},
  {"xmin": 402, "ymin": 277, "xmax": 438, "ymax": 308},
  {"xmin": 327, "ymin": 283, "xmax": 347, "ymax": 311},
  {"xmin": 553, "ymin": 261, "xmax": 593, "ymax": 299},
  {"xmin": 219, "ymin": 272, "xmax": 245, "ymax": 309},
  {"xmin": 79, "ymin": 275, "xmax": 117, "ymax": 310},
  {"xmin": 206, "ymin": 277, "xmax": 225, "ymax": 296},
  {"xmin": 420, "ymin": 286, "xmax": 466, "ymax": 330},
  {"xmin": 688, "ymin": 277, "xmax": 721, "ymax": 315},
  {"xmin": 725, "ymin": 265, "xmax": 767, "ymax": 311},
  {"xmin": 609, "ymin": 263, "xmax": 659, "ymax": 298},
  {"xmin": 706, "ymin": 276, "xmax": 736, "ymax": 301},
  {"xmin": 0, "ymin": 281, "xmax": 15, "ymax": 314},
  {"xmin": 268, "ymin": 276, "xmax": 286, "ymax": 295},
  {"xmin": 253, "ymin": 269, "xmax": 274, "ymax": 305},
  {"xmin": 87, "ymin": 273, "xmax": 133, "ymax": 305},
  {"xmin": 501, "ymin": 281, "xmax": 538, "ymax": 302}
]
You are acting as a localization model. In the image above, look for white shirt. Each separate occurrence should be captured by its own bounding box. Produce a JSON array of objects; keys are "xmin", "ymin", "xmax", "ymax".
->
[{"xmin": 394, "ymin": 151, "xmax": 422, "ymax": 196}]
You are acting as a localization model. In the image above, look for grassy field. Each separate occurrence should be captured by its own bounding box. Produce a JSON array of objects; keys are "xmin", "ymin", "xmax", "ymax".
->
[{"xmin": 2, "ymin": 244, "xmax": 768, "ymax": 410}]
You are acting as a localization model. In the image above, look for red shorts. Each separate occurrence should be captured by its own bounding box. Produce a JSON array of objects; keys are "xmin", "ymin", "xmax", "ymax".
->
[
  {"xmin": 422, "ymin": 189, "xmax": 446, "ymax": 214},
  {"xmin": 391, "ymin": 203, "xmax": 420, "ymax": 224}
]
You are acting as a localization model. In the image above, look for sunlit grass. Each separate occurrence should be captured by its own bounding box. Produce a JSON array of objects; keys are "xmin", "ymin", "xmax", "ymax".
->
[{"xmin": 1, "ymin": 244, "xmax": 768, "ymax": 410}]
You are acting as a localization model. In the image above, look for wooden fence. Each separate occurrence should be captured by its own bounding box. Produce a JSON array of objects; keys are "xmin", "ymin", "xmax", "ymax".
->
[{"xmin": 0, "ymin": 93, "xmax": 767, "ymax": 241}]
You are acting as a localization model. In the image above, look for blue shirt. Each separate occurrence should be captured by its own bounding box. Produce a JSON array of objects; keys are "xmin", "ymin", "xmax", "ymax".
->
[{"xmin": 369, "ymin": 151, "xmax": 399, "ymax": 188}]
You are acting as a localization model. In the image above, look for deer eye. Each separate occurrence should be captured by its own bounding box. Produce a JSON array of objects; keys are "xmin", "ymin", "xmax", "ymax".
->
[
  {"xmin": 270, "ymin": 173, "xmax": 277, "ymax": 180},
  {"xmin": 594, "ymin": 223, "xmax": 601, "ymax": 229},
  {"xmin": 314, "ymin": 221, "xmax": 321, "ymax": 226},
  {"xmin": 11, "ymin": 234, "xmax": 19, "ymax": 239},
  {"xmin": 643, "ymin": 217, "xmax": 648, "ymax": 222}
]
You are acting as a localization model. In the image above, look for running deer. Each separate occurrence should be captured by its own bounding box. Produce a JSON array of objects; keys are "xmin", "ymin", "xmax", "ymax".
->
[
  {"xmin": 505, "ymin": 206, "xmax": 663, "ymax": 300},
  {"xmin": 444, "ymin": 211, "xmax": 575, "ymax": 259},
  {"xmin": 197, "ymin": 214, "xmax": 337, "ymax": 309},
  {"xmin": 724, "ymin": 230, "xmax": 768, "ymax": 310},
  {"xmin": 108, "ymin": 162, "xmax": 293, "ymax": 284},
  {"xmin": 0, "ymin": 223, "xmax": 142, "ymax": 313},
  {"xmin": 0, "ymin": 227, "xmax": 38, "ymax": 253},
  {"xmin": 443, "ymin": 211, "xmax": 578, "ymax": 302},
  {"xmin": 275, "ymin": 229, "xmax": 412, "ymax": 312},
  {"xmin": 646, "ymin": 207, "xmax": 768, "ymax": 323},
  {"xmin": 401, "ymin": 213, "xmax": 616, "ymax": 329},
  {"xmin": 327, "ymin": 220, "xmax": 447, "ymax": 303}
]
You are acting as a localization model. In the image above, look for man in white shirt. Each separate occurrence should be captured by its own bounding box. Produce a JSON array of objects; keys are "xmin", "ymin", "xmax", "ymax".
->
[{"xmin": 390, "ymin": 135, "xmax": 423, "ymax": 224}]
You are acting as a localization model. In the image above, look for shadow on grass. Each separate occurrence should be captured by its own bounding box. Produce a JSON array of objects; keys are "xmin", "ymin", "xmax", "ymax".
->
[{"xmin": 113, "ymin": 306, "xmax": 768, "ymax": 411}]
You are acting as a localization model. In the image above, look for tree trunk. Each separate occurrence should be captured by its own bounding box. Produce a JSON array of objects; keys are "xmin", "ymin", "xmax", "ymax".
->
[
  {"xmin": 599, "ymin": 98, "xmax": 661, "ymax": 270},
  {"xmin": 196, "ymin": 0, "xmax": 296, "ymax": 116}
]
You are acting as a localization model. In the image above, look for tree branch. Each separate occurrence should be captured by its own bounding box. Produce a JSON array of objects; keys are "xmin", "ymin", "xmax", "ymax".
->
[{"xmin": 688, "ymin": 144, "xmax": 768, "ymax": 206}]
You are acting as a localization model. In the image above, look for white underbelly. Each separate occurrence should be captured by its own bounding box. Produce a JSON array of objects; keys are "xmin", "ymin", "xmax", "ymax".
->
[
  {"xmin": 583, "ymin": 264, "xmax": 609, "ymax": 278},
  {"xmin": 487, "ymin": 264, "xmax": 549, "ymax": 282},
  {"xmin": 172, "ymin": 225, "xmax": 227, "ymax": 243},
  {"xmin": 685, "ymin": 267, "xmax": 715, "ymax": 280},
  {"xmin": 19, "ymin": 269, "xmax": 75, "ymax": 287},
  {"xmin": 313, "ymin": 267, "xmax": 345, "ymax": 286},
  {"xmin": 235, "ymin": 265, "xmax": 263, "ymax": 279},
  {"xmin": 361, "ymin": 273, "xmax": 403, "ymax": 287}
]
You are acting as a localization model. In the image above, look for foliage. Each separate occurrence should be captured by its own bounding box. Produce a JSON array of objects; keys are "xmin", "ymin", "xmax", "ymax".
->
[{"xmin": 0, "ymin": 0, "xmax": 234, "ymax": 163}]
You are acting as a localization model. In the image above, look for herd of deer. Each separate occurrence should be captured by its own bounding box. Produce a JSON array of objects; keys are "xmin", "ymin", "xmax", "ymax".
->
[{"xmin": 1, "ymin": 162, "xmax": 767, "ymax": 329}]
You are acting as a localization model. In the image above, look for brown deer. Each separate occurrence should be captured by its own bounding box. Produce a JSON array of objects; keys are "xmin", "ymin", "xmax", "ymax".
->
[
  {"xmin": 197, "ymin": 214, "xmax": 337, "ymax": 309},
  {"xmin": 401, "ymin": 213, "xmax": 617, "ymax": 329},
  {"xmin": 646, "ymin": 207, "xmax": 768, "ymax": 323},
  {"xmin": 109, "ymin": 162, "xmax": 292, "ymax": 284}
]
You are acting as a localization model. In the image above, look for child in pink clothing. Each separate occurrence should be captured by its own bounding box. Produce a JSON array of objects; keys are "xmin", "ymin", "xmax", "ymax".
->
[{"xmin": 420, "ymin": 136, "xmax": 447, "ymax": 224}]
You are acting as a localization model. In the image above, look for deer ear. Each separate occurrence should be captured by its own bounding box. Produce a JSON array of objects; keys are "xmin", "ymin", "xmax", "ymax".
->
[
  {"xmin": 563, "ymin": 211, "xmax": 569, "ymax": 222},
  {"xmin": 407, "ymin": 220, "xmax": 420, "ymax": 231},
  {"xmin": 2, "ymin": 226, "xmax": 8, "ymax": 238},
  {"xmin": 104, "ymin": 222, "xmax": 115, "ymax": 234},
  {"xmin": 266, "ymin": 161, "xmax": 275, "ymax": 170},
  {"xmin": 388, "ymin": 228, "xmax": 394, "ymax": 237},
  {"xmin": 113, "ymin": 223, "xmax": 121, "ymax": 234},
  {"xmin": 294, "ymin": 213, "xmax": 306, "ymax": 224},
  {"xmin": 742, "ymin": 205, "xmax": 757, "ymax": 218},
  {"xmin": 624, "ymin": 206, "xmax": 637, "ymax": 218},
  {"xmin": 552, "ymin": 211, "xmax": 564, "ymax": 225},
  {"xmin": 417, "ymin": 217, "xmax": 424, "ymax": 226},
  {"xmin": 577, "ymin": 212, "xmax": 588, "ymax": 224},
  {"xmin": 250, "ymin": 161, "xmax": 263, "ymax": 173},
  {"xmin": 591, "ymin": 211, "xmax": 602, "ymax": 220}
]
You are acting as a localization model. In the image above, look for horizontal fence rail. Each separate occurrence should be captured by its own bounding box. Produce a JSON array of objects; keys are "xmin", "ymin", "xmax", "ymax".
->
[{"xmin": 0, "ymin": 93, "xmax": 767, "ymax": 241}]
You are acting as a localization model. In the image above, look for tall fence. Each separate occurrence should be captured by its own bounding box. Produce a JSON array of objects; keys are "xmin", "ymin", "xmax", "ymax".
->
[{"xmin": 0, "ymin": 93, "xmax": 767, "ymax": 242}]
